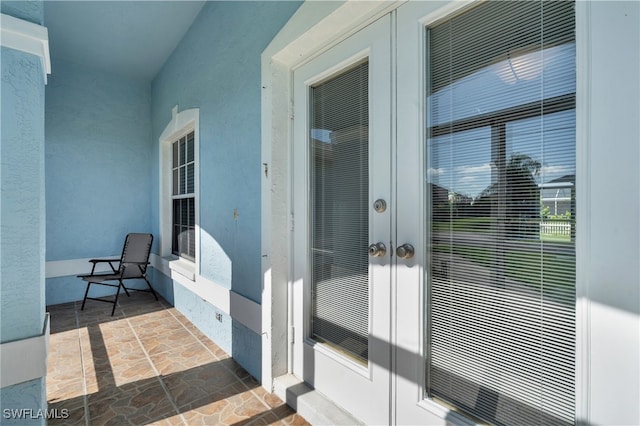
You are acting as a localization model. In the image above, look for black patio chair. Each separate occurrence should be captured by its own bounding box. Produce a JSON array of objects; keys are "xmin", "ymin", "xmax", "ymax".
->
[{"xmin": 78, "ymin": 233, "xmax": 158, "ymax": 316}]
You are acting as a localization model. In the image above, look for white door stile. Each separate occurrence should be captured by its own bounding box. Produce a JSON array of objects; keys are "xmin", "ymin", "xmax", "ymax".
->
[
  {"xmin": 292, "ymin": 15, "xmax": 393, "ymax": 425},
  {"xmin": 291, "ymin": 0, "xmax": 578, "ymax": 424},
  {"xmin": 395, "ymin": 2, "xmax": 468, "ymax": 424}
]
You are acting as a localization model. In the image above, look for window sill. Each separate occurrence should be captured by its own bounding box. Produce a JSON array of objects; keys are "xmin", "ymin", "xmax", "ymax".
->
[{"xmin": 167, "ymin": 256, "xmax": 195, "ymax": 281}]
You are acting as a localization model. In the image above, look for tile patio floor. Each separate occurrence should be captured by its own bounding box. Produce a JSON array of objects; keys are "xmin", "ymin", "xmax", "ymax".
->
[{"xmin": 46, "ymin": 291, "xmax": 309, "ymax": 426}]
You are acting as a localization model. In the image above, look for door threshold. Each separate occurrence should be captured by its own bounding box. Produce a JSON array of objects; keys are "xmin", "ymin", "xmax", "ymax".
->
[{"xmin": 273, "ymin": 374, "xmax": 364, "ymax": 426}]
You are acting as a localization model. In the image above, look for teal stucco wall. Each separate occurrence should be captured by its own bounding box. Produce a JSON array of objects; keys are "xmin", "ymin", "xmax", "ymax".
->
[
  {"xmin": 0, "ymin": 1, "xmax": 47, "ymax": 422},
  {"xmin": 44, "ymin": 60, "xmax": 152, "ymax": 305},
  {"xmin": 150, "ymin": 1, "xmax": 301, "ymax": 380}
]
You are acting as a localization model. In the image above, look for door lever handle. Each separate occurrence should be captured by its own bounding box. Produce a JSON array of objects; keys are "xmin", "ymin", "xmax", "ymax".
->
[
  {"xmin": 368, "ymin": 242, "xmax": 386, "ymax": 257},
  {"xmin": 396, "ymin": 244, "xmax": 415, "ymax": 259}
]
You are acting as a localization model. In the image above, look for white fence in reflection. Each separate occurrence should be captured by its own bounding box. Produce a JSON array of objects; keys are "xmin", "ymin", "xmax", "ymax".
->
[{"xmin": 540, "ymin": 221, "xmax": 571, "ymax": 236}]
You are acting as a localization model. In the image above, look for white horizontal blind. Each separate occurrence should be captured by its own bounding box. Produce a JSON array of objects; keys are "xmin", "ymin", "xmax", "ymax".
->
[
  {"xmin": 310, "ymin": 62, "xmax": 369, "ymax": 362},
  {"xmin": 426, "ymin": 2, "xmax": 575, "ymax": 424}
]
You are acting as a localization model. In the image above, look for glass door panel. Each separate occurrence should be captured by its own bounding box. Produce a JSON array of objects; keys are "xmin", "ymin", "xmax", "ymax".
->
[
  {"xmin": 425, "ymin": 2, "xmax": 576, "ymax": 424},
  {"xmin": 310, "ymin": 61, "xmax": 370, "ymax": 363}
]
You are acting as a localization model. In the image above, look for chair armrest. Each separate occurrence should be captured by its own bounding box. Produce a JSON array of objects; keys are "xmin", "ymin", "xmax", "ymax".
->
[
  {"xmin": 87, "ymin": 258, "xmax": 120, "ymax": 274},
  {"xmin": 88, "ymin": 258, "xmax": 121, "ymax": 264}
]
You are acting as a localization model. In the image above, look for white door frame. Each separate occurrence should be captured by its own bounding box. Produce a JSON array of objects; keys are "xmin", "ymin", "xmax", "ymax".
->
[
  {"xmin": 260, "ymin": 0, "xmax": 404, "ymax": 393},
  {"xmin": 261, "ymin": 1, "xmax": 591, "ymax": 424}
]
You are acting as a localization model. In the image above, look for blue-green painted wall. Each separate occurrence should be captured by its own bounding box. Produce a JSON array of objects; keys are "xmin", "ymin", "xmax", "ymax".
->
[
  {"xmin": 0, "ymin": 1, "xmax": 47, "ymax": 421},
  {"xmin": 150, "ymin": 1, "xmax": 301, "ymax": 380},
  {"xmin": 40, "ymin": 0, "xmax": 300, "ymax": 383},
  {"xmin": 45, "ymin": 60, "xmax": 152, "ymax": 304},
  {"xmin": 1, "ymin": 1, "xmax": 43, "ymax": 25}
]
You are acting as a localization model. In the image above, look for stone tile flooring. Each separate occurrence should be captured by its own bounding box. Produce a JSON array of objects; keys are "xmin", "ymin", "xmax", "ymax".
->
[{"xmin": 46, "ymin": 291, "xmax": 309, "ymax": 426}]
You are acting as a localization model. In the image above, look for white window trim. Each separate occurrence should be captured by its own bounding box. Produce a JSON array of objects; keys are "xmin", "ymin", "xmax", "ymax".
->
[{"xmin": 159, "ymin": 106, "xmax": 200, "ymax": 280}]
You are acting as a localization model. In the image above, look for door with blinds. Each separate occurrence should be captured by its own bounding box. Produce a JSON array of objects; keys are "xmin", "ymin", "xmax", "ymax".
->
[
  {"xmin": 292, "ymin": 15, "xmax": 392, "ymax": 425},
  {"xmin": 396, "ymin": 1, "xmax": 576, "ymax": 425},
  {"xmin": 292, "ymin": 1, "xmax": 576, "ymax": 424}
]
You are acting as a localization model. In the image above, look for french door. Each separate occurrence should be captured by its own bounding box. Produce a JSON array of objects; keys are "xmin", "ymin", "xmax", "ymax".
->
[{"xmin": 293, "ymin": 2, "xmax": 576, "ymax": 425}]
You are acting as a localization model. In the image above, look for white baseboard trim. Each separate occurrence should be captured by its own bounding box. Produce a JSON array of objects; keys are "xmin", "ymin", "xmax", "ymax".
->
[{"xmin": 0, "ymin": 314, "xmax": 50, "ymax": 389}]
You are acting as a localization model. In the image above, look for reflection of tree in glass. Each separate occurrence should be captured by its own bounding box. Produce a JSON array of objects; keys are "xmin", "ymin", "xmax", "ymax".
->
[
  {"xmin": 505, "ymin": 154, "xmax": 541, "ymax": 237},
  {"xmin": 442, "ymin": 153, "xmax": 541, "ymax": 237}
]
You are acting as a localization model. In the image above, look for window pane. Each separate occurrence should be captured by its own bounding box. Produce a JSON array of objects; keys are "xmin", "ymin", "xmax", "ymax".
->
[
  {"xmin": 310, "ymin": 61, "xmax": 369, "ymax": 362},
  {"xmin": 172, "ymin": 197, "xmax": 196, "ymax": 260},
  {"xmin": 187, "ymin": 197, "xmax": 195, "ymax": 226},
  {"xmin": 178, "ymin": 226, "xmax": 188, "ymax": 258},
  {"xmin": 179, "ymin": 137, "xmax": 186, "ymax": 166},
  {"xmin": 426, "ymin": 2, "xmax": 576, "ymax": 424},
  {"xmin": 172, "ymin": 198, "xmax": 180, "ymax": 256},
  {"xmin": 172, "ymin": 141, "xmax": 179, "ymax": 168},
  {"xmin": 173, "ymin": 199, "xmax": 180, "ymax": 226},
  {"xmin": 172, "ymin": 169, "xmax": 179, "ymax": 196},
  {"xmin": 186, "ymin": 164, "xmax": 194, "ymax": 194},
  {"xmin": 187, "ymin": 132, "xmax": 195, "ymax": 163},
  {"xmin": 181, "ymin": 198, "xmax": 189, "ymax": 226},
  {"xmin": 179, "ymin": 167, "xmax": 186, "ymax": 195}
]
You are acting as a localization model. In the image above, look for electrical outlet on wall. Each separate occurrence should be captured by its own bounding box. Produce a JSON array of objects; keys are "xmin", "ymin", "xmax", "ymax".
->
[{"xmin": 215, "ymin": 312, "xmax": 223, "ymax": 322}]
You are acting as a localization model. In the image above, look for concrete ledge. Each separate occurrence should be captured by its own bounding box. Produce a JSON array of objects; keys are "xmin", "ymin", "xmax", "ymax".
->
[
  {"xmin": 0, "ymin": 314, "xmax": 50, "ymax": 388},
  {"xmin": 273, "ymin": 374, "xmax": 362, "ymax": 426},
  {"xmin": 46, "ymin": 256, "xmax": 120, "ymax": 278}
]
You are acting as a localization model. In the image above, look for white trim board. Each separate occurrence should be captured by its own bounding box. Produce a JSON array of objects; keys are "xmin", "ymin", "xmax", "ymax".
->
[
  {"xmin": 0, "ymin": 13, "xmax": 51, "ymax": 83},
  {"xmin": 0, "ymin": 314, "xmax": 50, "ymax": 388}
]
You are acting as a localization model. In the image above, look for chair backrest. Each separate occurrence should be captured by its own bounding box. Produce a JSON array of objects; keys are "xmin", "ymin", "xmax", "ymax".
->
[{"xmin": 119, "ymin": 233, "xmax": 153, "ymax": 278}]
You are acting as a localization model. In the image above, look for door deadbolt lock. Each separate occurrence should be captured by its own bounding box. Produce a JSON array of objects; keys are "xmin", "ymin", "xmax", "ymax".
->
[
  {"xmin": 373, "ymin": 199, "xmax": 387, "ymax": 213},
  {"xmin": 368, "ymin": 242, "xmax": 386, "ymax": 257},
  {"xmin": 396, "ymin": 244, "xmax": 415, "ymax": 259}
]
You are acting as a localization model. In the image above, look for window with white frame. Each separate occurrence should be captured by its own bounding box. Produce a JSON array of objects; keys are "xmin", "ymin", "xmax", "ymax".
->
[
  {"xmin": 171, "ymin": 131, "xmax": 195, "ymax": 261},
  {"xmin": 159, "ymin": 107, "xmax": 199, "ymax": 274}
]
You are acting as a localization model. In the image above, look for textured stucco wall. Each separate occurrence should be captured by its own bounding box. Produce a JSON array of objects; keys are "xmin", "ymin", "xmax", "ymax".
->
[
  {"xmin": 150, "ymin": 1, "xmax": 301, "ymax": 380},
  {"xmin": 45, "ymin": 60, "xmax": 152, "ymax": 304},
  {"xmin": 0, "ymin": 1, "xmax": 43, "ymax": 25},
  {"xmin": 0, "ymin": 378, "xmax": 46, "ymax": 425},
  {"xmin": 173, "ymin": 281, "xmax": 232, "ymax": 354},
  {"xmin": 1, "ymin": 47, "xmax": 46, "ymax": 343},
  {"xmin": 0, "ymin": 1, "xmax": 46, "ymax": 419}
]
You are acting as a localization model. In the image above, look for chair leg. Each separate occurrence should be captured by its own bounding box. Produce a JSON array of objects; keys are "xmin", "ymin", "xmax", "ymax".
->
[
  {"xmin": 122, "ymin": 285, "xmax": 131, "ymax": 297},
  {"xmin": 144, "ymin": 276, "xmax": 159, "ymax": 301},
  {"xmin": 111, "ymin": 282, "xmax": 122, "ymax": 316},
  {"xmin": 81, "ymin": 282, "xmax": 91, "ymax": 310}
]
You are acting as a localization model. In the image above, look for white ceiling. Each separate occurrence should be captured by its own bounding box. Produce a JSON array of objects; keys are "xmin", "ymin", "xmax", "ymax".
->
[{"xmin": 45, "ymin": 1, "xmax": 206, "ymax": 81}]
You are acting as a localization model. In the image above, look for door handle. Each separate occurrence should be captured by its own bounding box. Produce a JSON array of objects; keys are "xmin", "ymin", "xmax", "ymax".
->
[
  {"xmin": 396, "ymin": 244, "xmax": 415, "ymax": 259},
  {"xmin": 368, "ymin": 242, "xmax": 386, "ymax": 257}
]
